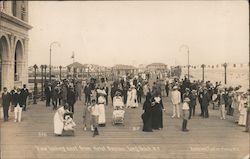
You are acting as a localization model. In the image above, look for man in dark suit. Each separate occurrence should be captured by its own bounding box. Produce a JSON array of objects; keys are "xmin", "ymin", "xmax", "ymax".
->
[
  {"xmin": 105, "ymin": 85, "xmax": 109, "ymax": 105},
  {"xmin": 20, "ymin": 84, "xmax": 29, "ymax": 111},
  {"xmin": 67, "ymin": 85, "xmax": 76, "ymax": 113},
  {"xmin": 45, "ymin": 83, "xmax": 52, "ymax": 106},
  {"xmin": 201, "ymin": 88, "xmax": 210, "ymax": 118},
  {"xmin": 2, "ymin": 87, "xmax": 11, "ymax": 121},
  {"xmin": 12, "ymin": 88, "xmax": 23, "ymax": 122},
  {"xmin": 84, "ymin": 83, "xmax": 91, "ymax": 105}
]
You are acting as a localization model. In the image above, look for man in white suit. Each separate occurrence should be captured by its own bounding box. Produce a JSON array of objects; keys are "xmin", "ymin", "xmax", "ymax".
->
[{"xmin": 171, "ymin": 86, "xmax": 181, "ymax": 118}]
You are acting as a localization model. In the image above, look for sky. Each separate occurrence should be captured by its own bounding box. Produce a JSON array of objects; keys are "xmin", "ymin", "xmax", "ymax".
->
[{"xmin": 28, "ymin": 1, "xmax": 249, "ymax": 67}]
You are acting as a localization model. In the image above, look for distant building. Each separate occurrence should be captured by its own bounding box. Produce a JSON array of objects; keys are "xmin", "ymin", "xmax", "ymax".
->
[
  {"xmin": 146, "ymin": 63, "xmax": 168, "ymax": 72},
  {"xmin": 112, "ymin": 64, "xmax": 138, "ymax": 76},
  {"xmin": 0, "ymin": 1, "xmax": 32, "ymax": 90},
  {"xmin": 66, "ymin": 62, "xmax": 86, "ymax": 78},
  {"xmin": 138, "ymin": 64, "xmax": 147, "ymax": 73},
  {"xmin": 66, "ymin": 62, "xmax": 108, "ymax": 78}
]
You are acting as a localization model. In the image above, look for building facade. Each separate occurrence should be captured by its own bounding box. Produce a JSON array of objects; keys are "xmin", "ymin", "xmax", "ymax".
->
[
  {"xmin": 146, "ymin": 63, "xmax": 168, "ymax": 72},
  {"xmin": 112, "ymin": 64, "xmax": 138, "ymax": 76},
  {"xmin": 0, "ymin": 1, "xmax": 32, "ymax": 90}
]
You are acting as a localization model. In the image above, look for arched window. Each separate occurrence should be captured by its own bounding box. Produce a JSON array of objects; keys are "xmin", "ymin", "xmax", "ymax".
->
[{"xmin": 14, "ymin": 41, "xmax": 23, "ymax": 81}]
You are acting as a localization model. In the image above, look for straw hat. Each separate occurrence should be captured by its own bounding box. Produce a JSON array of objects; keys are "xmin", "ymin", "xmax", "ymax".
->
[
  {"xmin": 115, "ymin": 91, "xmax": 121, "ymax": 96},
  {"xmin": 97, "ymin": 89, "xmax": 107, "ymax": 96},
  {"xmin": 191, "ymin": 90, "xmax": 197, "ymax": 93},
  {"xmin": 184, "ymin": 97, "xmax": 190, "ymax": 102},
  {"xmin": 185, "ymin": 88, "xmax": 190, "ymax": 92}
]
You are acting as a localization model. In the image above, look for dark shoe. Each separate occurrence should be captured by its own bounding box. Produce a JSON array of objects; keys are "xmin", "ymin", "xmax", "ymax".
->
[
  {"xmin": 55, "ymin": 134, "xmax": 62, "ymax": 136},
  {"xmin": 93, "ymin": 128, "xmax": 99, "ymax": 137},
  {"xmin": 182, "ymin": 120, "xmax": 185, "ymax": 131},
  {"xmin": 183, "ymin": 119, "xmax": 189, "ymax": 132}
]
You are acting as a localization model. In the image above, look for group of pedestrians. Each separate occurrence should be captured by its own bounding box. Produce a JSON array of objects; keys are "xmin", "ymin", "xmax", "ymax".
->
[
  {"xmin": 1, "ymin": 84, "xmax": 29, "ymax": 122},
  {"xmin": 168, "ymin": 77, "xmax": 250, "ymax": 132},
  {"xmin": 44, "ymin": 79, "xmax": 78, "ymax": 112}
]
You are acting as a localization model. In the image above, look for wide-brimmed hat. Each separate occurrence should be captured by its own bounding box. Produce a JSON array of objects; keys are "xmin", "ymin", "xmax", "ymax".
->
[
  {"xmin": 115, "ymin": 91, "xmax": 121, "ymax": 96},
  {"xmin": 173, "ymin": 86, "xmax": 178, "ymax": 90},
  {"xmin": 184, "ymin": 97, "xmax": 190, "ymax": 102},
  {"xmin": 131, "ymin": 85, "xmax": 135, "ymax": 88},
  {"xmin": 191, "ymin": 90, "xmax": 197, "ymax": 93},
  {"xmin": 97, "ymin": 89, "xmax": 107, "ymax": 96}
]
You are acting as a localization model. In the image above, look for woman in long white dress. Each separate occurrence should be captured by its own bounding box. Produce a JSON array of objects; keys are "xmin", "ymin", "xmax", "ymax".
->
[
  {"xmin": 54, "ymin": 105, "xmax": 69, "ymax": 136},
  {"xmin": 238, "ymin": 94, "xmax": 248, "ymax": 126},
  {"xmin": 126, "ymin": 85, "xmax": 138, "ymax": 108},
  {"xmin": 97, "ymin": 89, "xmax": 106, "ymax": 127}
]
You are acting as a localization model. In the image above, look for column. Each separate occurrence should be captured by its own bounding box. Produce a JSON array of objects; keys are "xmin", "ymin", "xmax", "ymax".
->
[
  {"xmin": 1, "ymin": 60, "xmax": 14, "ymax": 90},
  {"xmin": 22, "ymin": 39, "xmax": 29, "ymax": 85}
]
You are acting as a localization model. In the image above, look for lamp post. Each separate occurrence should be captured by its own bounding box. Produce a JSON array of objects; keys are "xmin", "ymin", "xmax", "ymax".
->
[
  {"xmin": 33, "ymin": 64, "xmax": 38, "ymax": 104},
  {"xmin": 49, "ymin": 41, "xmax": 60, "ymax": 83},
  {"xmin": 87, "ymin": 66, "xmax": 90, "ymax": 78},
  {"xmin": 40, "ymin": 65, "xmax": 44, "ymax": 101},
  {"xmin": 59, "ymin": 65, "xmax": 62, "ymax": 80},
  {"xmin": 180, "ymin": 45, "xmax": 190, "ymax": 80},
  {"xmin": 44, "ymin": 64, "xmax": 47, "ymax": 84},
  {"xmin": 223, "ymin": 62, "xmax": 227, "ymax": 84},
  {"xmin": 201, "ymin": 64, "xmax": 205, "ymax": 82}
]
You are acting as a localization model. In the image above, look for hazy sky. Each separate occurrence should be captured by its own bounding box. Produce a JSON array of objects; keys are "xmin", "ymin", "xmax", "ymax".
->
[{"xmin": 28, "ymin": 1, "xmax": 249, "ymax": 67}]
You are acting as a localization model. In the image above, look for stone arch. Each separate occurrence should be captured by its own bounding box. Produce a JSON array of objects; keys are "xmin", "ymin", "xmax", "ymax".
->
[
  {"xmin": 14, "ymin": 39, "xmax": 24, "ymax": 81},
  {"xmin": 0, "ymin": 34, "xmax": 11, "ymax": 60},
  {"xmin": 0, "ymin": 35, "xmax": 11, "ymax": 90}
]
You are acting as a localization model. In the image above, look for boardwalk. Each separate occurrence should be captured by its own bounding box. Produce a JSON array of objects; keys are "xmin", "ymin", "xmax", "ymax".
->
[{"xmin": 0, "ymin": 96, "xmax": 249, "ymax": 159}]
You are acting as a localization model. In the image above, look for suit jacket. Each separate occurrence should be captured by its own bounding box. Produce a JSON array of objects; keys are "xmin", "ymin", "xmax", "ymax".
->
[
  {"xmin": 20, "ymin": 88, "xmax": 29, "ymax": 98},
  {"xmin": 67, "ymin": 90, "xmax": 76, "ymax": 105},
  {"xmin": 2, "ymin": 92, "xmax": 11, "ymax": 107},
  {"xmin": 20, "ymin": 88, "xmax": 29, "ymax": 104},
  {"xmin": 45, "ymin": 86, "xmax": 52, "ymax": 97},
  {"xmin": 201, "ymin": 92, "xmax": 210, "ymax": 107},
  {"xmin": 11, "ymin": 92, "xmax": 22, "ymax": 107}
]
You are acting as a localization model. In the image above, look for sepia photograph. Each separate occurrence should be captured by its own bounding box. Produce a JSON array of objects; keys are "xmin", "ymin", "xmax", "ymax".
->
[{"xmin": 0, "ymin": 0, "xmax": 249, "ymax": 159}]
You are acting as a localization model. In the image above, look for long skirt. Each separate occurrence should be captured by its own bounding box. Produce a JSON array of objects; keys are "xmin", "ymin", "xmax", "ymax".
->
[
  {"xmin": 98, "ymin": 104, "xmax": 106, "ymax": 124},
  {"xmin": 151, "ymin": 106, "xmax": 163, "ymax": 129},
  {"xmin": 142, "ymin": 112, "xmax": 152, "ymax": 132},
  {"xmin": 233, "ymin": 107, "xmax": 240, "ymax": 123},
  {"xmin": 239, "ymin": 108, "xmax": 247, "ymax": 126},
  {"xmin": 54, "ymin": 112, "xmax": 64, "ymax": 135}
]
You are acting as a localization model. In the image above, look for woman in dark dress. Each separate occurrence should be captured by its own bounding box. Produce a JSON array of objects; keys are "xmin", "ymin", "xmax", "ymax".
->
[
  {"xmin": 151, "ymin": 93, "xmax": 164, "ymax": 130},
  {"xmin": 142, "ymin": 93, "xmax": 153, "ymax": 132}
]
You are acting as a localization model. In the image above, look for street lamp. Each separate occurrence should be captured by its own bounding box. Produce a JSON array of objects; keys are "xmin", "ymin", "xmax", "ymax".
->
[
  {"xmin": 44, "ymin": 64, "xmax": 47, "ymax": 84},
  {"xmin": 223, "ymin": 62, "xmax": 227, "ymax": 84},
  {"xmin": 201, "ymin": 64, "xmax": 205, "ymax": 82},
  {"xmin": 59, "ymin": 65, "xmax": 62, "ymax": 80},
  {"xmin": 33, "ymin": 64, "xmax": 38, "ymax": 104},
  {"xmin": 49, "ymin": 41, "xmax": 60, "ymax": 83},
  {"xmin": 180, "ymin": 45, "xmax": 190, "ymax": 80},
  {"xmin": 40, "ymin": 65, "xmax": 44, "ymax": 101}
]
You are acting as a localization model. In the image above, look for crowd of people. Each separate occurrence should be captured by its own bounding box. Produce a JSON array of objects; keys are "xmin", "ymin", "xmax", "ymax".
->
[
  {"xmin": 1, "ymin": 84, "xmax": 29, "ymax": 122},
  {"xmin": 1, "ymin": 73, "xmax": 250, "ymax": 137}
]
